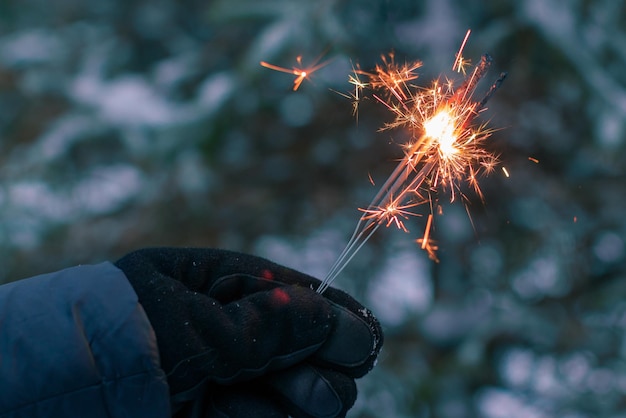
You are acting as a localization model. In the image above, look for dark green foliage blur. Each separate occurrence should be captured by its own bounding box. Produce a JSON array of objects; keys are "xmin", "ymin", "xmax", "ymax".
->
[{"xmin": 1, "ymin": 0, "xmax": 625, "ymax": 416}]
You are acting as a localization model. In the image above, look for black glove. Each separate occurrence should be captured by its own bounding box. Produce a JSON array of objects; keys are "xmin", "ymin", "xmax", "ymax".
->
[{"xmin": 114, "ymin": 247, "xmax": 383, "ymax": 418}]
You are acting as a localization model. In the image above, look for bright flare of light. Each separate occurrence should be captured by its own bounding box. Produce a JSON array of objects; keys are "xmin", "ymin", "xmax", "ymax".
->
[{"xmin": 424, "ymin": 108, "xmax": 458, "ymax": 159}]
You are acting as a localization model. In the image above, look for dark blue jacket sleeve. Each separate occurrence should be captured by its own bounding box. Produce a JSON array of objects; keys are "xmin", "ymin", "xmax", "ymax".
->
[{"xmin": 0, "ymin": 262, "xmax": 171, "ymax": 418}]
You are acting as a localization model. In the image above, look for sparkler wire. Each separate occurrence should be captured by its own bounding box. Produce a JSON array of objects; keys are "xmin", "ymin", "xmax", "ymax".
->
[{"xmin": 319, "ymin": 159, "xmax": 437, "ymax": 293}]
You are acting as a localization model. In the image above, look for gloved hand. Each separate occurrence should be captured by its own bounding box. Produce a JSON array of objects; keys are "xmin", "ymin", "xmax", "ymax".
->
[{"xmin": 114, "ymin": 247, "xmax": 383, "ymax": 418}]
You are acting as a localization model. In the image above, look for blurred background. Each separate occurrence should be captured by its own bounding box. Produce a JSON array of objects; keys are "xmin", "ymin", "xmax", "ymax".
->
[{"xmin": 1, "ymin": 0, "xmax": 625, "ymax": 416}]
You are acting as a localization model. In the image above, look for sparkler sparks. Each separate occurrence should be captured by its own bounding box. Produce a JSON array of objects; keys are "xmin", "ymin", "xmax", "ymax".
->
[
  {"xmin": 359, "ymin": 196, "xmax": 425, "ymax": 233},
  {"xmin": 260, "ymin": 54, "xmax": 330, "ymax": 91},
  {"xmin": 317, "ymin": 32, "xmax": 507, "ymax": 293}
]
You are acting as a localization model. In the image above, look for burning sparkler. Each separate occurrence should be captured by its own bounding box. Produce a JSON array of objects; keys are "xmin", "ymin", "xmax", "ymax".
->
[
  {"xmin": 258, "ymin": 32, "xmax": 506, "ymax": 293},
  {"xmin": 317, "ymin": 31, "xmax": 507, "ymax": 293}
]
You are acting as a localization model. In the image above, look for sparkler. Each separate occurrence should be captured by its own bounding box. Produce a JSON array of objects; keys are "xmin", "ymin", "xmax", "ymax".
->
[
  {"xmin": 258, "ymin": 32, "xmax": 507, "ymax": 294},
  {"xmin": 317, "ymin": 31, "xmax": 507, "ymax": 293}
]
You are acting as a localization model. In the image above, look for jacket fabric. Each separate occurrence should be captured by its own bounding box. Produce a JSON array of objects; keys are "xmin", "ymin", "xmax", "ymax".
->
[{"xmin": 0, "ymin": 262, "xmax": 170, "ymax": 418}]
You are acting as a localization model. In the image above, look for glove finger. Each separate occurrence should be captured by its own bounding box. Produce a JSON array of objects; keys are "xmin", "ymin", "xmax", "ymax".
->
[
  {"xmin": 314, "ymin": 294, "xmax": 383, "ymax": 379},
  {"xmin": 173, "ymin": 382, "xmax": 287, "ymax": 418},
  {"xmin": 116, "ymin": 247, "xmax": 320, "ymax": 292},
  {"xmin": 266, "ymin": 364, "xmax": 356, "ymax": 418},
  {"xmin": 208, "ymin": 385, "xmax": 287, "ymax": 418},
  {"xmin": 167, "ymin": 285, "xmax": 337, "ymax": 390},
  {"xmin": 209, "ymin": 273, "xmax": 383, "ymax": 378},
  {"xmin": 208, "ymin": 273, "xmax": 284, "ymax": 304}
]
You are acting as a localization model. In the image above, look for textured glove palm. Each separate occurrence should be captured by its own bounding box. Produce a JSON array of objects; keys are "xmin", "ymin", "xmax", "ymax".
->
[{"xmin": 115, "ymin": 248, "xmax": 383, "ymax": 418}]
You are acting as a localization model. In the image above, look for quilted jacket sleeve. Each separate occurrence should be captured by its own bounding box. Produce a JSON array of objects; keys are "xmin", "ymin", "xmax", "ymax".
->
[{"xmin": 0, "ymin": 262, "xmax": 170, "ymax": 418}]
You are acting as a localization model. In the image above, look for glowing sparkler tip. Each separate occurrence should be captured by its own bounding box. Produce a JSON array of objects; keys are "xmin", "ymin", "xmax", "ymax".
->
[{"xmin": 423, "ymin": 108, "xmax": 458, "ymax": 158}]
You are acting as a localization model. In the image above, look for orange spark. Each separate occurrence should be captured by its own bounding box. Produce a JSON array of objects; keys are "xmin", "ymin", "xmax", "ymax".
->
[
  {"xmin": 528, "ymin": 157, "xmax": 539, "ymax": 163},
  {"xmin": 453, "ymin": 29, "xmax": 472, "ymax": 74},
  {"xmin": 260, "ymin": 55, "xmax": 330, "ymax": 91},
  {"xmin": 333, "ymin": 64, "xmax": 369, "ymax": 121},
  {"xmin": 415, "ymin": 214, "xmax": 438, "ymax": 261},
  {"xmin": 359, "ymin": 198, "xmax": 424, "ymax": 233},
  {"xmin": 347, "ymin": 65, "xmax": 368, "ymax": 119},
  {"xmin": 420, "ymin": 213, "xmax": 434, "ymax": 249}
]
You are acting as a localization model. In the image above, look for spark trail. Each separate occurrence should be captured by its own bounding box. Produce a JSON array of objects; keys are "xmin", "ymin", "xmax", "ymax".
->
[{"xmin": 260, "ymin": 54, "xmax": 330, "ymax": 91}]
